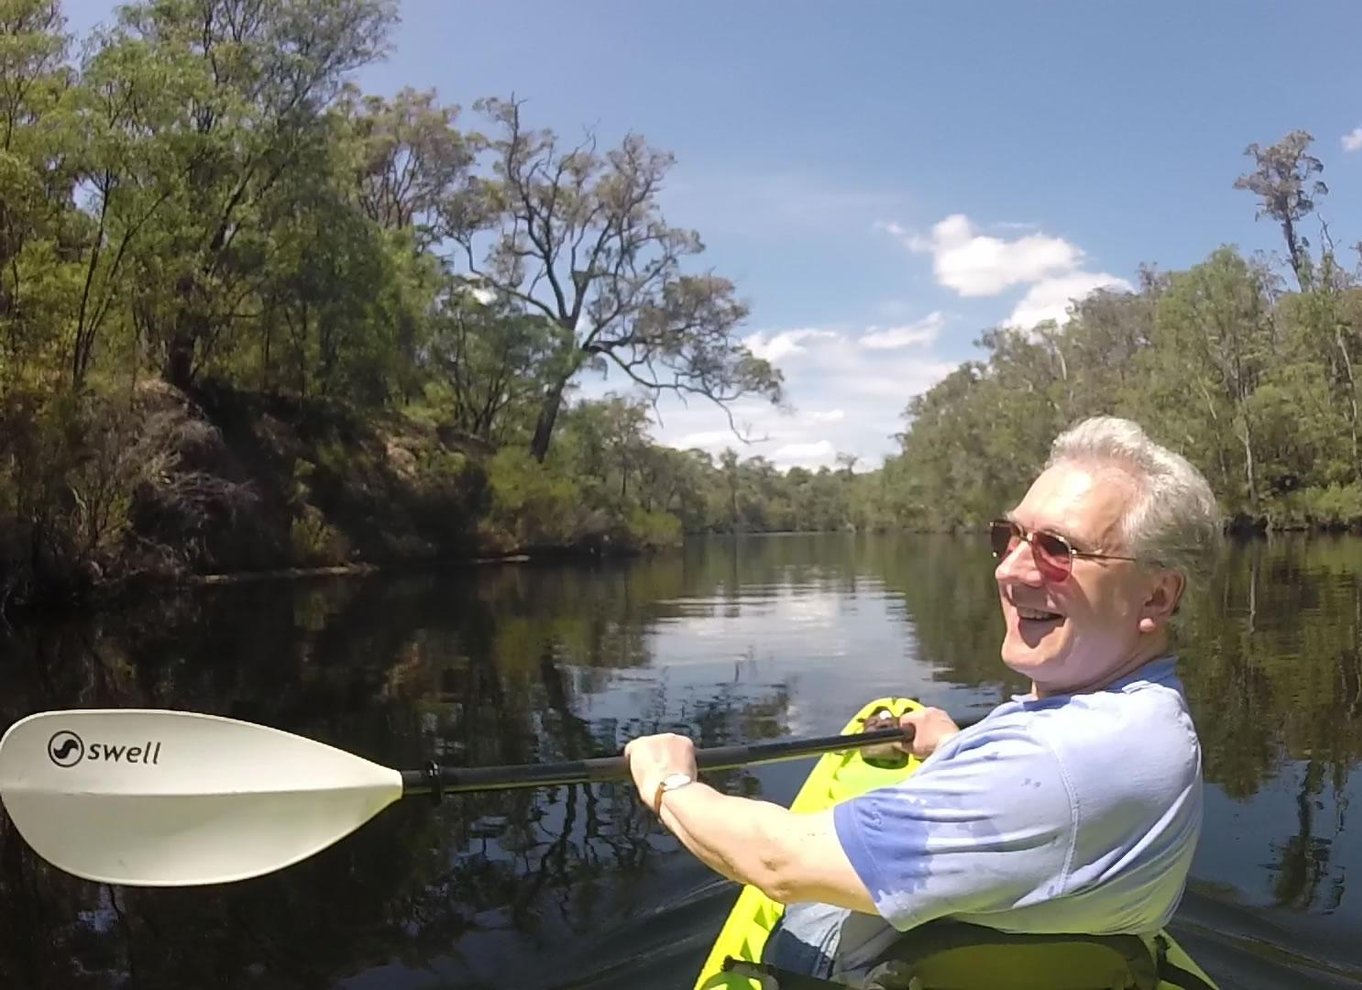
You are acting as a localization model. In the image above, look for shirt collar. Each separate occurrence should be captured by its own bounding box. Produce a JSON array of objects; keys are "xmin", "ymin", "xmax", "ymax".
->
[{"xmin": 1008, "ymin": 653, "xmax": 1180, "ymax": 705}]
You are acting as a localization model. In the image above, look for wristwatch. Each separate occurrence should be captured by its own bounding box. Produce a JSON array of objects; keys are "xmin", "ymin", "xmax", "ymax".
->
[{"xmin": 652, "ymin": 771, "xmax": 694, "ymax": 815}]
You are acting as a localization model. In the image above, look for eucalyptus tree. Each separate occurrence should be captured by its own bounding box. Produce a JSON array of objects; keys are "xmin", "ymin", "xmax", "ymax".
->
[{"xmin": 442, "ymin": 98, "xmax": 783, "ymax": 461}]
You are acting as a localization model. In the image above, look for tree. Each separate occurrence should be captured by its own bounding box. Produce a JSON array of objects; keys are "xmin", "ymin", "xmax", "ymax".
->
[
  {"xmin": 343, "ymin": 86, "xmax": 473, "ymax": 251},
  {"xmin": 1154, "ymin": 248, "xmax": 1277, "ymax": 511},
  {"xmin": 90, "ymin": 0, "xmax": 398, "ymax": 388},
  {"xmin": 0, "ymin": 0, "xmax": 79, "ymax": 387},
  {"xmin": 443, "ymin": 97, "xmax": 782, "ymax": 461},
  {"xmin": 1234, "ymin": 130, "xmax": 1327, "ymax": 290},
  {"xmin": 719, "ymin": 448, "xmax": 741, "ymax": 531},
  {"xmin": 425, "ymin": 289, "xmax": 573, "ymax": 446},
  {"xmin": 639, "ymin": 446, "xmax": 708, "ymax": 524},
  {"xmin": 560, "ymin": 394, "xmax": 653, "ymax": 503},
  {"xmin": 257, "ymin": 170, "xmax": 400, "ymax": 402},
  {"xmin": 1061, "ymin": 273, "xmax": 1164, "ymax": 419}
]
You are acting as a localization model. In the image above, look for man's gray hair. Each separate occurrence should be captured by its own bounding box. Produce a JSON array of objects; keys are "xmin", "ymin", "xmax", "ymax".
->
[{"xmin": 1046, "ymin": 416, "xmax": 1223, "ymax": 585}]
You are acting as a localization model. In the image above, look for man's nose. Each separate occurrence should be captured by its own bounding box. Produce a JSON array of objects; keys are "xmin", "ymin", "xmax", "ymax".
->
[{"xmin": 995, "ymin": 538, "xmax": 1045, "ymax": 586}]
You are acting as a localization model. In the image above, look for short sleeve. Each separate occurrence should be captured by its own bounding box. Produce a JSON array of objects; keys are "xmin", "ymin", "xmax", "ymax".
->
[{"xmin": 832, "ymin": 725, "xmax": 1077, "ymax": 931}]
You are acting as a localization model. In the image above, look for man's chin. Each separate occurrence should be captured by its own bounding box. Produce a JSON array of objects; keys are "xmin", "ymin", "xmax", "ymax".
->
[
  {"xmin": 1000, "ymin": 639, "xmax": 1060, "ymax": 675},
  {"xmin": 1001, "ymin": 656, "xmax": 1039, "ymax": 678}
]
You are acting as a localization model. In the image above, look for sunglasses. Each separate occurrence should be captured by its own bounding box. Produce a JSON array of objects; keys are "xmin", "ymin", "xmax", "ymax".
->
[{"xmin": 988, "ymin": 518, "xmax": 1138, "ymax": 583}]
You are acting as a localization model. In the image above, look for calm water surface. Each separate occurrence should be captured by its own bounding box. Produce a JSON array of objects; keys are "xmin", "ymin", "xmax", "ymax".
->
[{"xmin": 2, "ymin": 534, "xmax": 1362, "ymax": 988}]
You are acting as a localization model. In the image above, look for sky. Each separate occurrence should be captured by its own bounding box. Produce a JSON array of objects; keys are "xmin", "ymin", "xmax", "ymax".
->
[{"xmin": 62, "ymin": 0, "xmax": 1362, "ymax": 470}]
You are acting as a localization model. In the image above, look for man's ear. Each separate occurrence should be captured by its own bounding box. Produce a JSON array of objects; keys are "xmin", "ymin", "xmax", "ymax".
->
[{"xmin": 1142, "ymin": 570, "xmax": 1184, "ymax": 628}]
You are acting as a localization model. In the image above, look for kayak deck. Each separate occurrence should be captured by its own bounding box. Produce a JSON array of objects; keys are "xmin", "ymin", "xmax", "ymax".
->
[{"xmin": 693, "ymin": 696, "xmax": 1219, "ymax": 990}]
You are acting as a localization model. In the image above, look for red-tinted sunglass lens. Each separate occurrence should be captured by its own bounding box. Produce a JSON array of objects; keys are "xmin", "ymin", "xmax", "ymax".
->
[
  {"xmin": 989, "ymin": 521, "xmax": 1018, "ymax": 558},
  {"xmin": 1031, "ymin": 531, "xmax": 1074, "ymax": 582}
]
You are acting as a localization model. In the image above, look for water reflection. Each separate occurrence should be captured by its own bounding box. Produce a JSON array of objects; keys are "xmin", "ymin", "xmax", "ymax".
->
[
  {"xmin": 0, "ymin": 563, "xmax": 797, "ymax": 989},
  {"xmin": 0, "ymin": 534, "xmax": 1360, "ymax": 987}
]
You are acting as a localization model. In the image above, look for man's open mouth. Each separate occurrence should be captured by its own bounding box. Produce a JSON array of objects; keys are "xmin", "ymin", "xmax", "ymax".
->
[{"xmin": 1015, "ymin": 605, "xmax": 1063, "ymax": 622}]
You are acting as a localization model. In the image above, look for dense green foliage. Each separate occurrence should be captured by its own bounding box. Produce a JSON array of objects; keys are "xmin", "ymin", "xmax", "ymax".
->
[
  {"xmin": 5, "ymin": 0, "xmax": 1362, "ymax": 615},
  {"xmin": 0, "ymin": 0, "xmax": 788, "ymax": 607},
  {"xmin": 886, "ymin": 132, "xmax": 1362, "ymax": 533}
]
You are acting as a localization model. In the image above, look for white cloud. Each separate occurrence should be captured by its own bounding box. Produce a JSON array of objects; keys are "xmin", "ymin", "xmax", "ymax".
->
[
  {"xmin": 881, "ymin": 212, "xmax": 1129, "ymax": 329},
  {"xmin": 892, "ymin": 213, "xmax": 1082, "ymax": 297},
  {"xmin": 860, "ymin": 311, "xmax": 945, "ymax": 350},
  {"xmin": 853, "ymin": 362, "xmax": 960, "ymax": 399},
  {"xmin": 769, "ymin": 440, "xmax": 837, "ymax": 468},
  {"xmin": 805, "ymin": 409, "xmax": 845, "ymax": 424},
  {"xmin": 742, "ymin": 328, "xmax": 839, "ymax": 362},
  {"xmin": 1344, "ymin": 127, "xmax": 1362, "ymax": 153},
  {"xmin": 1006, "ymin": 272, "xmax": 1132, "ymax": 329},
  {"xmin": 670, "ymin": 429, "xmax": 745, "ymax": 450},
  {"xmin": 639, "ymin": 319, "xmax": 956, "ymax": 470}
]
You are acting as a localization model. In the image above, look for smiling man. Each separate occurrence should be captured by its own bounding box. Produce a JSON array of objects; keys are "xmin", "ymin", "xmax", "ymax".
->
[{"xmin": 624, "ymin": 416, "xmax": 1223, "ymax": 984}]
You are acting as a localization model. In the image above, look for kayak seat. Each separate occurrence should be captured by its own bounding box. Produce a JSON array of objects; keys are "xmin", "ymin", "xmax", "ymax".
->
[
  {"xmin": 855, "ymin": 920, "xmax": 1159, "ymax": 989},
  {"xmin": 724, "ymin": 920, "xmax": 1215, "ymax": 990}
]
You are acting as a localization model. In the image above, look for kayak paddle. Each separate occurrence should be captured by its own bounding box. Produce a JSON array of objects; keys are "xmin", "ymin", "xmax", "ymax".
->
[{"xmin": 0, "ymin": 707, "xmax": 927, "ymax": 887}]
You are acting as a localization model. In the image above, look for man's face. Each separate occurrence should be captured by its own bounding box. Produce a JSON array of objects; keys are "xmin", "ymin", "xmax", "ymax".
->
[{"xmin": 995, "ymin": 462, "xmax": 1167, "ymax": 695}]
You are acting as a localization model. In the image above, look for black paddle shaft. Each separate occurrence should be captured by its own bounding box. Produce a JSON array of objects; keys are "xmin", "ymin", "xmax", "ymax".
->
[{"xmin": 397, "ymin": 724, "xmax": 916, "ymax": 798}]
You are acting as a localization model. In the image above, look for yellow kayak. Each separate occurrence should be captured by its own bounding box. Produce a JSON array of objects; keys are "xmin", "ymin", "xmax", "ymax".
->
[{"xmin": 693, "ymin": 696, "xmax": 1220, "ymax": 990}]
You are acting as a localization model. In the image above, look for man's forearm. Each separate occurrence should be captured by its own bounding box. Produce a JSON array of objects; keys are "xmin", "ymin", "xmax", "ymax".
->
[
  {"xmin": 624, "ymin": 732, "xmax": 876, "ymax": 911},
  {"xmin": 653, "ymin": 783, "xmax": 876, "ymax": 913},
  {"xmin": 655, "ymin": 782, "xmax": 792, "ymax": 892}
]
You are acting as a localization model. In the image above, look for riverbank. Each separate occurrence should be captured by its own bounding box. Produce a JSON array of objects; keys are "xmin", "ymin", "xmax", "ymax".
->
[
  {"xmin": 0, "ymin": 379, "xmax": 677, "ymax": 622},
  {"xmin": 5, "ymin": 376, "xmax": 1357, "ymax": 627}
]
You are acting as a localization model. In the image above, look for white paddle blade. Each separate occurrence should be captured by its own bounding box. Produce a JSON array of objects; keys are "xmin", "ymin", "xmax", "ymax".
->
[{"xmin": 0, "ymin": 709, "xmax": 404, "ymax": 887}]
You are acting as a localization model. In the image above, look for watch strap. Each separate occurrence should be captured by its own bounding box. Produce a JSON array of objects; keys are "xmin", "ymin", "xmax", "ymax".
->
[{"xmin": 651, "ymin": 772, "xmax": 693, "ymax": 815}]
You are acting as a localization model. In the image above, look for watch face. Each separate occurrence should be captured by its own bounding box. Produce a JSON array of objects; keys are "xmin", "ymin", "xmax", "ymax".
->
[{"xmin": 661, "ymin": 772, "xmax": 693, "ymax": 790}]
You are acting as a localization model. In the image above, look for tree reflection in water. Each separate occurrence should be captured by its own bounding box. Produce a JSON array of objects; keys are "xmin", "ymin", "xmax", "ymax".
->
[
  {"xmin": 0, "ymin": 563, "xmax": 790, "ymax": 988},
  {"xmin": 1, "ymin": 534, "xmax": 1361, "ymax": 988}
]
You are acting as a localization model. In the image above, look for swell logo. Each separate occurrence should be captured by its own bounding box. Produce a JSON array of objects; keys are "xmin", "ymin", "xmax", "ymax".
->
[
  {"xmin": 47, "ymin": 730, "xmax": 162, "ymax": 768},
  {"xmin": 48, "ymin": 731, "xmax": 84, "ymax": 767}
]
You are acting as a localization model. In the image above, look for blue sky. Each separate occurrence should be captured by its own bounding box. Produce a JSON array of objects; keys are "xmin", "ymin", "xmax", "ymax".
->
[{"xmin": 63, "ymin": 1, "xmax": 1362, "ymax": 469}]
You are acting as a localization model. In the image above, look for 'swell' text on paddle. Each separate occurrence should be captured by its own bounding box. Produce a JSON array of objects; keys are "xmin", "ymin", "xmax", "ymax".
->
[{"xmin": 0, "ymin": 705, "xmax": 963, "ymax": 888}]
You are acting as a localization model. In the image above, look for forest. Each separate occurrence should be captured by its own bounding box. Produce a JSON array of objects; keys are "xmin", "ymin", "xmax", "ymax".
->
[{"xmin": 3, "ymin": 0, "xmax": 1360, "ymax": 612}]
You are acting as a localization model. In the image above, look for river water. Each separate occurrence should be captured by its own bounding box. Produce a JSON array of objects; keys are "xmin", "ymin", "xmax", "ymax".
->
[{"xmin": 1, "ymin": 533, "xmax": 1361, "ymax": 988}]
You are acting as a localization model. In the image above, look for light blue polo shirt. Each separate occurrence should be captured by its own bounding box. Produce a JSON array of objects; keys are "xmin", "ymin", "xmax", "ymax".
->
[{"xmin": 832, "ymin": 655, "xmax": 1202, "ymax": 945}]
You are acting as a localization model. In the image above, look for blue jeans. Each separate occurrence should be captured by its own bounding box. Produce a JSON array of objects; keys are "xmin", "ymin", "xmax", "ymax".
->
[
  {"xmin": 764, "ymin": 903, "xmax": 902, "ymax": 984},
  {"xmin": 762, "ymin": 901, "xmax": 851, "ymax": 979}
]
